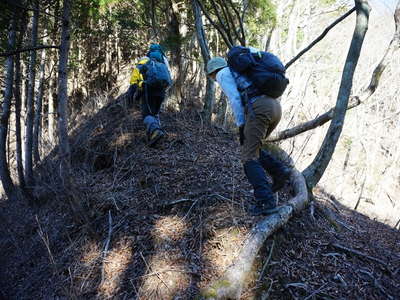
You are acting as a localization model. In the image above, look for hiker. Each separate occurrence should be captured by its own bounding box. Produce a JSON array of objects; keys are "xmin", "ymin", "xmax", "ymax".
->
[
  {"xmin": 127, "ymin": 43, "xmax": 172, "ymax": 146},
  {"xmin": 206, "ymin": 48, "xmax": 291, "ymax": 216}
]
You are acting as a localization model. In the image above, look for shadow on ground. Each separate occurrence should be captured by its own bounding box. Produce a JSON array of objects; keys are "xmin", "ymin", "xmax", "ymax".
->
[{"xmin": 0, "ymin": 96, "xmax": 399, "ymax": 299}]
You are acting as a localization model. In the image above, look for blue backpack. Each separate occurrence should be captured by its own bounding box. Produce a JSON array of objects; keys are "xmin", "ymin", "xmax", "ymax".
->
[
  {"xmin": 141, "ymin": 58, "xmax": 172, "ymax": 90},
  {"xmin": 147, "ymin": 44, "xmax": 166, "ymax": 63},
  {"xmin": 227, "ymin": 46, "xmax": 289, "ymax": 99}
]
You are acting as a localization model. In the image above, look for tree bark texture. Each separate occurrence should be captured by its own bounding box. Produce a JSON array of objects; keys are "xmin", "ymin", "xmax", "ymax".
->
[
  {"xmin": 0, "ymin": 18, "xmax": 17, "ymax": 200},
  {"xmin": 24, "ymin": 0, "xmax": 39, "ymax": 188},
  {"xmin": 57, "ymin": 0, "xmax": 72, "ymax": 178},
  {"xmin": 302, "ymin": 0, "xmax": 371, "ymax": 189}
]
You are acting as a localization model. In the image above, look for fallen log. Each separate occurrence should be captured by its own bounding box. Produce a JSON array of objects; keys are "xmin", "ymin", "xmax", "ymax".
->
[{"xmin": 199, "ymin": 146, "xmax": 308, "ymax": 299}]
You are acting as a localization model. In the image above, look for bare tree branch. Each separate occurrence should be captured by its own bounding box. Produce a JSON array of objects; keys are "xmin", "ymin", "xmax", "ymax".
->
[
  {"xmin": 216, "ymin": 0, "xmax": 241, "ymax": 45},
  {"xmin": 269, "ymin": 0, "xmax": 400, "ymax": 143},
  {"xmin": 285, "ymin": 7, "xmax": 356, "ymax": 69},
  {"xmin": 226, "ymin": 0, "xmax": 246, "ymax": 45},
  {"xmin": 0, "ymin": 45, "xmax": 60, "ymax": 57},
  {"xmin": 266, "ymin": 97, "xmax": 361, "ymax": 142},
  {"xmin": 208, "ymin": 0, "xmax": 235, "ymax": 45},
  {"xmin": 195, "ymin": 0, "xmax": 233, "ymax": 48}
]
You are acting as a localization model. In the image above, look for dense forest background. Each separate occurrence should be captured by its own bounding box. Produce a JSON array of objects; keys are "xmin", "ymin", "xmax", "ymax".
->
[{"xmin": 0, "ymin": 0, "xmax": 399, "ymax": 298}]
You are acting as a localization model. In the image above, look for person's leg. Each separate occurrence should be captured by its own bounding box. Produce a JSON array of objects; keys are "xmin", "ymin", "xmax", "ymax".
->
[
  {"xmin": 259, "ymin": 149, "xmax": 291, "ymax": 192},
  {"xmin": 126, "ymin": 85, "xmax": 134, "ymax": 104},
  {"xmin": 141, "ymin": 86, "xmax": 166, "ymax": 146},
  {"xmin": 242, "ymin": 98, "xmax": 279, "ymax": 215},
  {"xmin": 255, "ymin": 97, "xmax": 291, "ymax": 192}
]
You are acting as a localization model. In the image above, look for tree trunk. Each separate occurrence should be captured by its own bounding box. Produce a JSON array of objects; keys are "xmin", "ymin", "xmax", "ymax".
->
[
  {"xmin": 33, "ymin": 35, "xmax": 47, "ymax": 163},
  {"xmin": 150, "ymin": 0, "xmax": 158, "ymax": 37},
  {"xmin": 48, "ymin": 59, "xmax": 56, "ymax": 145},
  {"xmin": 24, "ymin": 0, "xmax": 39, "ymax": 188},
  {"xmin": 302, "ymin": 0, "xmax": 371, "ymax": 189},
  {"xmin": 14, "ymin": 12, "xmax": 28, "ymax": 189},
  {"xmin": 14, "ymin": 52, "xmax": 25, "ymax": 188},
  {"xmin": 0, "ymin": 18, "xmax": 18, "ymax": 201},
  {"xmin": 169, "ymin": 0, "xmax": 185, "ymax": 106},
  {"xmin": 192, "ymin": 0, "xmax": 216, "ymax": 122},
  {"xmin": 47, "ymin": 0, "xmax": 60, "ymax": 146},
  {"xmin": 57, "ymin": 0, "xmax": 72, "ymax": 178}
]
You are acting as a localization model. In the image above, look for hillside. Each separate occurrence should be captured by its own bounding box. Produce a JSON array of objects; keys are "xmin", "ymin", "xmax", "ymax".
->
[{"xmin": 1, "ymin": 96, "xmax": 399, "ymax": 299}]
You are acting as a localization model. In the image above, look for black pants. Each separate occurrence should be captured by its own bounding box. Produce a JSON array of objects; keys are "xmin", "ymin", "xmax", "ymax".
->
[
  {"xmin": 139, "ymin": 85, "xmax": 166, "ymax": 135},
  {"xmin": 140, "ymin": 85, "xmax": 166, "ymax": 119}
]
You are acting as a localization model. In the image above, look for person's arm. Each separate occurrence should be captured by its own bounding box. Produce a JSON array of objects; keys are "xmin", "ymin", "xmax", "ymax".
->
[
  {"xmin": 216, "ymin": 68, "xmax": 245, "ymax": 127},
  {"xmin": 162, "ymin": 55, "xmax": 171, "ymax": 72}
]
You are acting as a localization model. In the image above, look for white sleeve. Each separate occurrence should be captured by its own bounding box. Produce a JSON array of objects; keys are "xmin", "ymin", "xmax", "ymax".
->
[
  {"xmin": 163, "ymin": 56, "xmax": 171, "ymax": 73},
  {"xmin": 216, "ymin": 68, "xmax": 245, "ymax": 127}
]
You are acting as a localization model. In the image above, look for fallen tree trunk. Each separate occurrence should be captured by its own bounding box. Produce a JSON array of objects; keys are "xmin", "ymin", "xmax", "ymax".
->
[{"xmin": 199, "ymin": 146, "xmax": 308, "ymax": 299}]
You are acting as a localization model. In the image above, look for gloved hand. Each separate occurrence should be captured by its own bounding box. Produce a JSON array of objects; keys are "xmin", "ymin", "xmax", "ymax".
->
[{"xmin": 239, "ymin": 125, "xmax": 245, "ymax": 145}]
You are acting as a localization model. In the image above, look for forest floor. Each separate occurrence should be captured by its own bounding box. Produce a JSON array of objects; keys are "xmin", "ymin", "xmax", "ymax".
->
[{"xmin": 0, "ymin": 96, "xmax": 399, "ymax": 299}]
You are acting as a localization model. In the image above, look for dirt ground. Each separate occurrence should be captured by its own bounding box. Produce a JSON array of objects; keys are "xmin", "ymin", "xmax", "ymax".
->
[{"xmin": 1, "ymin": 98, "xmax": 399, "ymax": 299}]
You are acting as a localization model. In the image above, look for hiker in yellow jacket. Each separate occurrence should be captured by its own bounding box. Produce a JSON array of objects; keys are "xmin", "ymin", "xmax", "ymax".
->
[{"xmin": 127, "ymin": 44, "xmax": 171, "ymax": 146}]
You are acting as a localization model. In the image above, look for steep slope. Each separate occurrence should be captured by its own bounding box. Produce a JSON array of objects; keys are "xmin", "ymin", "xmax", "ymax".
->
[{"xmin": 0, "ymin": 96, "xmax": 399, "ymax": 299}]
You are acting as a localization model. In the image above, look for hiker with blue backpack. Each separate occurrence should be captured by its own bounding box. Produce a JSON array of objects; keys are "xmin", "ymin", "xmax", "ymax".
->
[
  {"xmin": 206, "ymin": 46, "xmax": 291, "ymax": 216},
  {"xmin": 127, "ymin": 44, "xmax": 172, "ymax": 146}
]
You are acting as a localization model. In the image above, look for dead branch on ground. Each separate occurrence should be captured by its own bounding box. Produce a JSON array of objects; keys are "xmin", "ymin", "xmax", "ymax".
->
[{"xmin": 331, "ymin": 243, "xmax": 387, "ymax": 266}]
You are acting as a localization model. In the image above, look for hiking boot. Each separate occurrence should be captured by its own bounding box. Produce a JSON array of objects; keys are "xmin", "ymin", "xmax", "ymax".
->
[
  {"xmin": 247, "ymin": 200, "xmax": 280, "ymax": 216},
  {"xmin": 148, "ymin": 129, "xmax": 164, "ymax": 147},
  {"xmin": 243, "ymin": 160, "xmax": 278, "ymax": 216}
]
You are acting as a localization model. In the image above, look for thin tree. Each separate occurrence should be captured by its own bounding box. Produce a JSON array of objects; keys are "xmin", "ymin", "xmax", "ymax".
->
[
  {"xmin": 192, "ymin": 0, "xmax": 216, "ymax": 122},
  {"xmin": 303, "ymin": 0, "xmax": 371, "ymax": 189},
  {"xmin": 14, "ymin": 13, "xmax": 28, "ymax": 188},
  {"xmin": 57, "ymin": 0, "xmax": 72, "ymax": 179},
  {"xmin": 0, "ymin": 17, "xmax": 18, "ymax": 201},
  {"xmin": 48, "ymin": 0, "xmax": 60, "ymax": 146},
  {"xmin": 33, "ymin": 33, "xmax": 48, "ymax": 163},
  {"xmin": 24, "ymin": 0, "xmax": 40, "ymax": 188}
]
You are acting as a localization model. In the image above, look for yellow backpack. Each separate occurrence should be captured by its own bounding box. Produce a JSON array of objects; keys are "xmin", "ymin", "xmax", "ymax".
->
[{"xmin": 129, "ymin": 57, "xmax": 150, "ymax": 88}]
